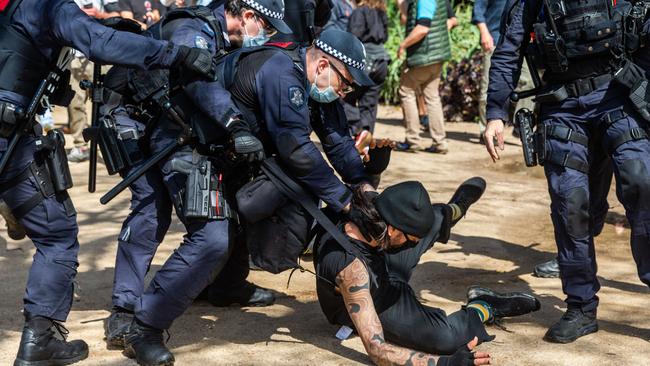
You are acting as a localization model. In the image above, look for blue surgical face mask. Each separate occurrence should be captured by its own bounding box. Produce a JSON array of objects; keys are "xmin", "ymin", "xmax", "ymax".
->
[
  {"xmin": 309, "ymin": 67, "xmax": 339, "ymax": 103},
  {"xmin": 242, "ymin": 17, "xmax": 269, "ymax": 48}
]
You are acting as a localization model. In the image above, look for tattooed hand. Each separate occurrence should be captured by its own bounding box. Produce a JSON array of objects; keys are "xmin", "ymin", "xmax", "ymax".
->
[{"xmin": 337, "ymin": 259, "xmax": 442, "ymax": 365}]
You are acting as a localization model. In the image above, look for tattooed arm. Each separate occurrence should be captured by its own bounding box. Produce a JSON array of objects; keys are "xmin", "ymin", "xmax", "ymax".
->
[{"xmin": 337, "ymin": 258, "xmax": 439, "ymax": 366}]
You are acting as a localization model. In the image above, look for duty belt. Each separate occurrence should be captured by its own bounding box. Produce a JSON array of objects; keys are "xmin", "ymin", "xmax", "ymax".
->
[{"xmin": 564, "ymin": 74, "xmax": 613, "ymax": 98}]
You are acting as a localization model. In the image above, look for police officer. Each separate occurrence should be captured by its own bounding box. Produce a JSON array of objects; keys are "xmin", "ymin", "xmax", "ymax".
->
[
  {"xmin": 0, "ymin": 0, "xmax": 213, "ymax": 365},
  {"xmin": 483, "ymin": 0, "xmax": 650, "ymax": 343},
  {"xmin": 96, "ymin": 1, "xmax": 292, "ymax": 364}
]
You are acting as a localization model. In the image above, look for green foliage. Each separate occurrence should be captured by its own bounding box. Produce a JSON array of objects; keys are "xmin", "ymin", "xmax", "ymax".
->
[{"xmin": 381, "ymin": 0, "xmax": 480, "ymax": 104}]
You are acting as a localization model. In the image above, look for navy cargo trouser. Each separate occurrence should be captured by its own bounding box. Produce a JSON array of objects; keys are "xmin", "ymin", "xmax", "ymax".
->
[
  {"xmin": 539, "ymin": 84, "xmax": 650, "ymax": 311},
  {"xmin": 0, "ymin": 134, "xmax": 78, "ymax": 322},
  {"xmin": 110, "ymin": 114, "xmax": 249, "ymax": 329}
]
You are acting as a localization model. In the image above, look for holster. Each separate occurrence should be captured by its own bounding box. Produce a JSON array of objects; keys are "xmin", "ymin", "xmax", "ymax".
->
[
  {"xmin": 514, "ymin": 108, "xmax": 547, "ymax": 167},
  {"xmin": 171, "ymin": 151, "xmax": 233, "ymax": 221},
  {"xmin": 36, "ymin": 129, "xmax": 73, "ymax": 193},
  {"xmin": 83, "ymin": 115, "xmax": 144, "ymax": 175},
  {"xmin": 0, "ymin": 101, "xmax": 24, "ymax": 138}
]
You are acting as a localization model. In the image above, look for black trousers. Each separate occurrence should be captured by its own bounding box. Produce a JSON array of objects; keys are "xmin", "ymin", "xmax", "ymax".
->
[
  {"xmin": 379, "ymin": 205, "xmax": 493, "ymax": 355},
  {"xmin": 343, "ymin": 58, "xmax": 389, "ymax": 134}
]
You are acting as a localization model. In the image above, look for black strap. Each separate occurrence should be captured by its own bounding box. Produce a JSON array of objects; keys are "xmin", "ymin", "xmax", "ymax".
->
[
  {"xmin": 11, "ymin": 191, "xmax": 42, "ymax": 219},
  {"xmin": 260, "ymin": 158, "xmax": 377, "ymax": 286},
  {"xmin": 610, "ymin": 127, "xmax": 648, "ymax": 152},
  {"xmin": 601, "ymin": 109, "xmax": 627, "ymax": 125},
  {"xmin": 546, "ymin": 150, "xmax": 589, "ymax": 173},
  {"xmin": 564, "ymin": 74, "xmax": 612, "ymax": 98},
  {"xmin": 545, "ymin": 124, "xmax": 588, "ymax": 146}
]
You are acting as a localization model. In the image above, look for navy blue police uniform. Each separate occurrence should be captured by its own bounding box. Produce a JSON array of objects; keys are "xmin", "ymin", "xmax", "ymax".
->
[
  {"xmin": 96, "ymin": 0, "xmax": 292, "ymax": 364},
  {"xmin": 487, "ymin": 0, "xmax": 650, "ymax": 342},
  {"xmin": 0, "ymin": 0, "xmax": 213, "ymax": 364}
]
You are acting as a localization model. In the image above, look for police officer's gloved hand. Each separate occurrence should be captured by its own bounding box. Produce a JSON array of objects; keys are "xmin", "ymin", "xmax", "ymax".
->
[
  {"xmin": 227, "ymin": 119, "xmax": 265, "ymax": 163},
  {"xmin": 172, "ymin": 45, "xmax": 214, "ymax": 79}
]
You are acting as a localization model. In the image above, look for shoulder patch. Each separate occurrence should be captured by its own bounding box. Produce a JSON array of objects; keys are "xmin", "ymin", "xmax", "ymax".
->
[
  {"xmin": 194, "ymin": 35, "xmax": 209, "ymax": 49},
  {"xmin": 289, "ymin": 86, "xmax": 305, "ymax": 111}
]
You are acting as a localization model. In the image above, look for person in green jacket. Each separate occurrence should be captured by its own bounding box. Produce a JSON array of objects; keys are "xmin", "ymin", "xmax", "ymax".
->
[{"xmin": 395, "ymin": 0, "xmax": 451, "ymax": 154}]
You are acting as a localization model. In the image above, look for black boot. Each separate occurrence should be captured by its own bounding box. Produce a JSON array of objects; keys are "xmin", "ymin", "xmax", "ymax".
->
[
  {"xmin": 448, "ymin": 177, "xmax": 487, "ymax": 225},
  {"xmin": 533, "ymin": 258, "xmax": 560, "ymax": 278},
  {"xmin": 544, "ymin": 306, "xmax": 598, "ymax": 343},
  {"xmin": 14, "ymin": 314, "xmax": 88, "ymax": 366},
  {"xmin": 124, "ymin": 319, "xmax": 174, "ymax": 366},
  {"xmin": 207, "ymin": 281, "xmax": 275, "ymax": 307},
  {"xmin": 467, "ymin": 286, "xmax": 541, "ymax": 323},
  {"xmin": 105, "ymin": 306, "xmax": 134, "ymax": 349}
]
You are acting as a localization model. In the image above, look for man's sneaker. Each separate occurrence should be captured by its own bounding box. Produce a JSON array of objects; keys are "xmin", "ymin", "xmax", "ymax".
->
[
  {"xmin": 105, "ymin": 307, "xmax": 134, "ymax": 349},
  {"xmin": 533, "ymin": 258, "xmax": 560, "ymax": 278},
  {"xmin": 67, "ymin": 147, "xmax": 89, "ymax": 163},
  {"xmin": 124, "ymin": 320, "xmax": 174, "ymax": 366},
  {"xmin": 423, "ymin": 144, "xmax": 449, "ymax": 154},
  {"xmin": 467, "ymin": 286, "xmax": 541, "ymax": 323},
  {"xmin": 448, "ymin": 177, "xmax": 487, "ymax": 225},
  {"xmin": 395, "ymin": 142, "xmax": 415, "ymax": 152},
  {"xmin": 0, "ymin": 199, "xmax": 26, "ymax": 240},
  {"xmin": 207, "ymin": 281, "xmax": 275, "ymax": 307},
  {"xmin": 14, "ymin": 314, "xmax": 89, "ymax": 366},
  {"xmin": 544, "ymin": 307, "xmax": 598, "ymax": 343}
]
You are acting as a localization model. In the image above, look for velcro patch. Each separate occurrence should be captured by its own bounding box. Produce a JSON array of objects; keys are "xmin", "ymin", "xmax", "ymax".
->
[{"xmin": 288, "ymin": 86, "xmax": 305, "ymax": 111}]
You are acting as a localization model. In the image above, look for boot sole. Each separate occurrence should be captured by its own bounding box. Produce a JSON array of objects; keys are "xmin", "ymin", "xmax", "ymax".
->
[
  {"xmin": 544, "ymin": 323, "xmax": 599, "ymax": 344},
  {"xmin": 532, "ymin": 271, "xmax": 560, "ymax": 278},
  {"xmin": 106, "ymin": 335, "xmax": 126, "ymax": 350},
  {"xmin": 14, "ymin": 349, "xmax": 89, "ymax": 366},
  {"xmin": 467, "ymin": 286, "xmax": 541, "ymax": 317}
]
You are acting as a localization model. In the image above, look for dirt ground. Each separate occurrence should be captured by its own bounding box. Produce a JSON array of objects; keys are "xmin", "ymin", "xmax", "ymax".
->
[{"xmin": 0, "ymin": 105, "xmax": 648, "ymax": 365}]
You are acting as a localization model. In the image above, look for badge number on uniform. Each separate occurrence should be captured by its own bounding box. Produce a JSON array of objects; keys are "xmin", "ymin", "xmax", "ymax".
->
[{"xmin": 289, "ymin": 86, "xmax": 304, "ymax": 111}]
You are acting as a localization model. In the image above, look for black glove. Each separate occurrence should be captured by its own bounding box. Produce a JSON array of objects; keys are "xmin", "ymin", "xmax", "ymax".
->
[
  {"xmin": 172, "ymin": 45, "xmax": 214, "ymax": 79},
  {"xmin": 436, "ymin": 346, "xmax": 475, "ymax": 366},
  {"xmin": 364, "ymin": 145, "xmax": 392, "ymax": 175},
  {"xmin": 228, "ymin": 119, "xmax": 265, "ymax": 163}
]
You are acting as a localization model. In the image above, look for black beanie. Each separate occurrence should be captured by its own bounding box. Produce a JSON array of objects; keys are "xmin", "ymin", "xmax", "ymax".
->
[{"xmin": 375, "ymin": 181, "xmax": 435, "ymax": 238}]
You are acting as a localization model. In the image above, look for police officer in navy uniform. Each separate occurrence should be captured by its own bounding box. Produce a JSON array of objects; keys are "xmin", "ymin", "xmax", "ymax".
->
[
  {"xmin": 483, "ymin": 0, "xmax": 650, "ymax": 343},
  {"xmin": 95, "ymin": 0, "xmax": 292, "ymax": 364},
  {"xmin": 0, "ymin": 1, "xmax": 213, "ymax": 365}
]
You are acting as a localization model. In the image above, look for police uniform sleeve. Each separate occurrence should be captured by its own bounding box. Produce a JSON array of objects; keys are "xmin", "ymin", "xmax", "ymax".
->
[
  {"xmin": 485, "ymin": 0, "xmax": 532, "ymax": 122},
  {"xmin": 170, "ymin": 19, "xmax": 242, "ymax": 128},
  {"xmin": 311, "ymin": 101, "xmax": 369, "ymax": 185},
  {"xmin": 48, "ymin": 0, "xmax": 178, "ymax": 70},
  {"xmin": 258, "ymin": 53, "xmax": 352, "ymax": 212},
  {"xmin": 471, "ymin": 0, "xmax": 487, "ymax": 25}
]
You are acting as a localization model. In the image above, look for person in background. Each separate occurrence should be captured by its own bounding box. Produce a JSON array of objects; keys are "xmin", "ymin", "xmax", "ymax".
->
[
  {"xmin": 395, "ymin": 0, "xmax": 451, "ymax": 154},
  {"xmin": 343, "ymin": 0, "xmax": 390, "ymax": 140},
  {"xmin": 472, "ymin": 0, "xmax": 534, "ymax": 142},
  {"xmin": 67, "ymin": 0, "xmax": 121, "ymax": 163},
  {"xmin": 119, "ymin": 0, "xmax": 164, "ymax": 29},
  {"xmin": 325, "ymin": 0, "xmax": 355, "ymax": 31},
  {"xmin": 417, "ymin": 0, "xmax": 456, "ymax": 131}
]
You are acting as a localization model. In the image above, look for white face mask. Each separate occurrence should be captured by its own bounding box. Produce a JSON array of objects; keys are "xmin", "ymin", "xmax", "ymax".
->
[{"xmin": 242, "ymin": 16, "xmax": 269, "ymax": 48}]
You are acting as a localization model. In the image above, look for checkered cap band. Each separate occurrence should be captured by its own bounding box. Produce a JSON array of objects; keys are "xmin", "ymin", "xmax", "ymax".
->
[
  {"xmin": 315, "ymin": 39, "xmax": 366, "ymax": 71},
  {"xmin": 242, "ymin": 0, "xmax": 284, "ymax": 20}
]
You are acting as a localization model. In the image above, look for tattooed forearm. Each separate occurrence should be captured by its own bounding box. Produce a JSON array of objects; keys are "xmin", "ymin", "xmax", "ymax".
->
[
  {"xmin": 337, "ymin": 259, "xmax": 439, "ymax": 366},
  {"xmin": 349, "ymin": 282, "xmax": 370, "ymax": 292}
]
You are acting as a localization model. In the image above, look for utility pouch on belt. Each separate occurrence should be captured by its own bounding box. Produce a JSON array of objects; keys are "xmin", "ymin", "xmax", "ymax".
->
[
  {"xmin": 36, "ymin": 129, "xmax": 73, "ymax": 193},
  {"xmin": 171, "ymin": 151, "xmax": 232, "ymax": 220},
  {"xmin": 83, "ymin": 115, "xmax": 144, "ymax": 175},
  {"xmin": 613, "ymin": 59, "xmax": 650, "ymax": 122},
  {"xmin": 0, "ymin": 101, "xmax": 24, "ymax": 138}
]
